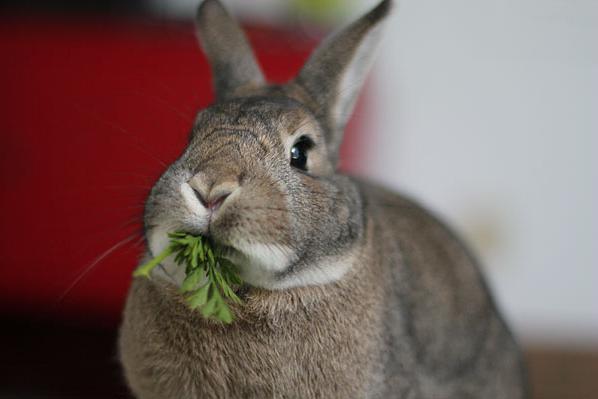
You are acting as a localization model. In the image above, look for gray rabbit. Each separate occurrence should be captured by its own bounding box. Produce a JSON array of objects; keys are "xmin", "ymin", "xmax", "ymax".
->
[{"xmin": 119, "ymin": 0, "xmax": 528, "ymax": 397}]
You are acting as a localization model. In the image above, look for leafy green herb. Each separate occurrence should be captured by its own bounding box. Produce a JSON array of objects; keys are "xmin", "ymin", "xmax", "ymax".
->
[{"xmin": 133, "ymin": 232, "xmax": 243, "ymax": 323}]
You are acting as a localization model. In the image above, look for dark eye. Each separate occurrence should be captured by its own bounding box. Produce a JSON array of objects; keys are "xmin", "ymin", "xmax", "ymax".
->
[{"xmin": 290, "ymin": 136, "xmax": 313, "ymax": 171}]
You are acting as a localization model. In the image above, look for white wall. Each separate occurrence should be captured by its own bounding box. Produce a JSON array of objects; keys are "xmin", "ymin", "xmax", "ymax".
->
[
  {"xmin": 364, "ymin": 0, "xmax": 598, "ymax": 348},
  {"xmin": 150, "ymin": 0, "xmax": 598, "ymax": 347}
]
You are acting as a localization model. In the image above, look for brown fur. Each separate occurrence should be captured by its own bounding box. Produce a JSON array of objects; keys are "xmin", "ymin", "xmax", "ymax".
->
[{"xmin": 120, "ymin": 184, "xmax": 527, "ymax": 398}]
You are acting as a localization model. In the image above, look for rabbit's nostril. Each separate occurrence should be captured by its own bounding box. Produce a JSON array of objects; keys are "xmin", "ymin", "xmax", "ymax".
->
[
  {"xmin": 206, "ymin": 192, "xmax": 230, "ymax": 212},
  {"xmin": 191, "ymin": 187, "xmax": 228, "ymax": 212},
  {"xmin": 188, "ymin": 173, "xmax": 237, "ymax": 213},
  {"xmin": 192, "ymin": 188, "xmax": 207, "ymax": 206}
]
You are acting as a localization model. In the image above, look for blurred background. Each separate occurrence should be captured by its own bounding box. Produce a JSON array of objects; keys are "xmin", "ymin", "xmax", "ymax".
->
[{"xmin": 0, "ymin": 0, "xmax": 596, "ymax": 398}]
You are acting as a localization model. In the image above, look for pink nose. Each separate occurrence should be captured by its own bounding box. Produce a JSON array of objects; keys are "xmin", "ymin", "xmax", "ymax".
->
[{"xmin": 193, "ymin": 189, "xmax": 230, "ymax": 212}]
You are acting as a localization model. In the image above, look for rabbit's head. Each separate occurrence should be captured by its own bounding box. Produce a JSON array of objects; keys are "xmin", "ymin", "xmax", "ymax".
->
[{"xmin": 145, "ymin": 0, "xmax": 392, "ymax": 289}]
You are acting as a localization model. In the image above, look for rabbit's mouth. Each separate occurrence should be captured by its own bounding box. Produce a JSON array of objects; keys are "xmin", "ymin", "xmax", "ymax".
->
[{"xmin": 145, "ymin": 223, "xmax": 295, "ymax": 289}]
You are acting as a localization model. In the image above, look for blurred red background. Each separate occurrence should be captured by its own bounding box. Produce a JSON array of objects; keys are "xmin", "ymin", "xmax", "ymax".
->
[{"xmin": 0, "ymin": 16, "xmax": 369, "ymax": 328}]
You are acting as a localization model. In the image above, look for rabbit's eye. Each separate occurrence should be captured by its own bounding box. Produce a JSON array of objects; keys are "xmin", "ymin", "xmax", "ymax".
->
[{"xmin": 290, "ymin": 136, "xmax": 313, "ymax": 171}]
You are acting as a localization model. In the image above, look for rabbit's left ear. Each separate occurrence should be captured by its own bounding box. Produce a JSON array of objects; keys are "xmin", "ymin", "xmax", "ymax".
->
[
  {"xmin": 295, "ymin": 0, "xmax": 392, "ymax": 155},
  {"xmin": 196, "ymin": 0, "xmax": 265, "ymax": 100}
]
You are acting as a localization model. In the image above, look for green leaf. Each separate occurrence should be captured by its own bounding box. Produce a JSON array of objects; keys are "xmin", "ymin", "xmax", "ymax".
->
[
  {"xmin": 180, "ymin": 269, "xmax": 203, "ymax": 293},
  {"xmin": 191, "ymin": 243, "xmax": 199, "ymax": 267},
  {"xmin": 190, "ymin": 249, "xmax": 198, "ymax": 269},
  {"xmin": 222, "ymin": 282, "xmax": 242, "ymax": 303},
  {"xmin": 198, "ymin": 241, "xmax": 205, "ymax": 262},
  {"xmin": 207, "ymin": 247, "xmax": 215, "ymax": 266},
  {"xmin": 201, "ymin": 296, "xmax": 217, "ymax": 318},
  {"xmin": 216, "ymin": 305, "xmax": 233, "ymax": 324},
  {"xmin": 212, "ymin": 268, "xmax": 225, "ymax": 286},
  {"xmin": 174, "ymin": 252, "xmax": 185, "ymax": 265},
  {"xmin": 187, "ymin": 283, "xmax": 210, "ymax": 309}
]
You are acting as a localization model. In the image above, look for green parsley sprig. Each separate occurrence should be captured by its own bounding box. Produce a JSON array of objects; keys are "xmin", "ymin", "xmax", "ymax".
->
[{"xmin": 133, "ymin": 232, "xmax": 243, "ymax": 323}]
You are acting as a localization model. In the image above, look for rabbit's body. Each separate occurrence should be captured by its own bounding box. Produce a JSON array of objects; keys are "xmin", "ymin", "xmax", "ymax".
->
[
  {"xmin": 119, "ymin": 1, "xmax": 527, "ymax": 397},
  {"xmin": 120, "ymin": 183, "xmax": 526, "ymax": 399}
]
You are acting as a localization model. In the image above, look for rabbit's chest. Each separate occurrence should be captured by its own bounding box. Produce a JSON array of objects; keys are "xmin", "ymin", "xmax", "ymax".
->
[
  {"xmin": 120, "ymin": 279, "xmax": 384, "ymax": 399},
  {"xmin": 170, "ymin": 316, "xmax": 376, "ymax": 398}
]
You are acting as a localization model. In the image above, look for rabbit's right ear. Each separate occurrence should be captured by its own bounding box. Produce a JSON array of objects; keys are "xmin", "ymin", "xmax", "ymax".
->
[
  {"xmin": 294, "ymin": 0, "xmax": 392, "ymax": 159},
  {"xmin": 196, "ymin": 0, "xmax": 265, "ymax": 100}
]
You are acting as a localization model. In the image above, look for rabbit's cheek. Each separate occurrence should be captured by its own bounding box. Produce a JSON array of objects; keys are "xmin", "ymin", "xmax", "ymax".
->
[
  {"xmin": 230, "ymin": 242, "xmax": 296, "ymax": 288},
  {"xmin": 272, "ymin": 249, "xmax": 359, "ymax": 290},
  {"xmin": 239, "ymin": 242, "xmax": 294, "ymax": 271},
  {"xmin": 145, "ymin": 225, "xmax": 187, "ymax": 286}
]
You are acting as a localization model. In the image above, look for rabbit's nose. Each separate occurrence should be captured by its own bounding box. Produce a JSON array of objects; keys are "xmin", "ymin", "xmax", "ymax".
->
[
  {"xmin": 188, "ymin": 173, "xmax": 238, "ymax": 213},
  {"xmin": 193, "ymin": 189, "xmax": 230, "ymax": 212}
]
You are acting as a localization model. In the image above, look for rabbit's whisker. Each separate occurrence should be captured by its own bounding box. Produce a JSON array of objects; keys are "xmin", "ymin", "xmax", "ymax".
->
[
  {"xmin": 55, "ymin": 233, "xmax": 141, "ymax": 306},
  {"xmin": 128, "ymin": 89, "xmax": 195, "ymax": 124},
  {"xmin": 70, "ymin": 103, "xmax": 169, "ymax": 168}
]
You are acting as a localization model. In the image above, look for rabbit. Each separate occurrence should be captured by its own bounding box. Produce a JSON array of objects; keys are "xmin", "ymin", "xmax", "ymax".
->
[{"xmin": 118, "ymin": 0, "xmax": 529, "ymax": 398}]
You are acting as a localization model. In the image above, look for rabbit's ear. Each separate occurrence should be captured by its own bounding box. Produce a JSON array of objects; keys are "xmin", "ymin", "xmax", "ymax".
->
[
  {"xmin": 196, "ymin": 0, "xmax": 265, "ymax": 100},
  {"xmin": 295, "ymin": 0, "xmax": 392, "ymax": 154}
]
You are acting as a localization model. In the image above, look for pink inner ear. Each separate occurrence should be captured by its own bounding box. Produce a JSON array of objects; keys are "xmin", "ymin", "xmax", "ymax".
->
[{"xmin": 0, "ymin": 17, "xmax": 371, "ymax": 326}]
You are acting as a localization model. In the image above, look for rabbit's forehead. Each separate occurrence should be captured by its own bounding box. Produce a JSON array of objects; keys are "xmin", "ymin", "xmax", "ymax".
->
[{"xmin": 192, "ymin": 97, "xmax": 321, "ymax": 144}]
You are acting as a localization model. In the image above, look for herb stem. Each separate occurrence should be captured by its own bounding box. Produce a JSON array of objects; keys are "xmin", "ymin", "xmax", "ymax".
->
[{"xmin": 133, "ymin": 246, "xmax": 174, "ymax": 278}]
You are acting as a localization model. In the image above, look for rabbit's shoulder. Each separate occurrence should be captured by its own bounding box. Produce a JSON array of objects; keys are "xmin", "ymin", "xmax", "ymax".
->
[
  {"xmin": 357, "ymin": 178, "xmax": 494, "ymax": 320},
  {"xmin": 357, "ymin": 179, "xmax": 479, "ymax": 274},
  {"xmin": 357, "ymin": 179, "xmax": 526, "ymax": 395}
]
